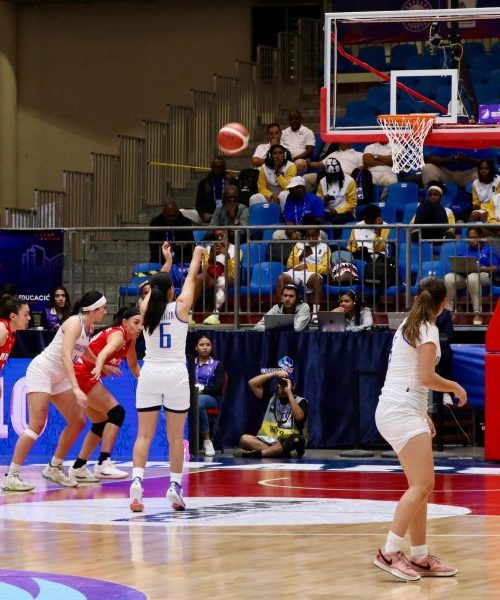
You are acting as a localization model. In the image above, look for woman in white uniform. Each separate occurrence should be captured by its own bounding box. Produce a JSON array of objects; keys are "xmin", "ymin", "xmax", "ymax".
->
[
  {"xmin": 373, "ymin": 276, "xmax": 467, "ymax": 582},
  {"xmin": 129, "ymin": 245, "xmax": 206, "ymax": 513},
  {"xmin": 2, "ymin": 291, "xmax": 107, "ymax": 492}
]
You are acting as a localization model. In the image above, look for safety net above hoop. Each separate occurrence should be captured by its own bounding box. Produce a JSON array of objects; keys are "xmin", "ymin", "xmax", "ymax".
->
[{"xmin": 377, "ymin": 114, "xmax": 435, "ymax": 174}]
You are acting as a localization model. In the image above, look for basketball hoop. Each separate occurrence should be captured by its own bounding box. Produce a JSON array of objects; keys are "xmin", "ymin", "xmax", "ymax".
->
[{"xmin": 377, "ymin": 114, "xmax": 435, "ymax": 174}]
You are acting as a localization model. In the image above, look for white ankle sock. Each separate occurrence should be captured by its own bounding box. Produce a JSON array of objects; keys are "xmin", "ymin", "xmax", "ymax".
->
[
  {"xmin": 384, "ymin": 530, "xmax": 405, "ymax": 553},
  {"xmin": 50, "ymin": 456, "xmax": 63, "ymax": 467},
  {"xmin": 132, "ymin": 467, "xmax": 144, "ymax": 481},
  {"xmin": 170, "ymin": 472, "xmax": 182, "ymax": 486},
  {"xmin": 313, "ymin": 304, "xmax": 320, "ymax": 313},
  {"xmin": 411, "ymin": 544, "xmax": 428, "ymax": 559},
  {"xmin": 203, "ymin": 440, "xmax": 212, "ymax": 447},
  {"xmin": 9, "ymin": 462, "xmax": 21, "ymax": 475}
]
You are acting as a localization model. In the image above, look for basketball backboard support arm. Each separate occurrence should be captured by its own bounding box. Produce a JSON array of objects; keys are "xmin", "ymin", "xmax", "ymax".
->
[{"xmin": 322, "ymin": 7, "xmax": 500, "ymax": 149}]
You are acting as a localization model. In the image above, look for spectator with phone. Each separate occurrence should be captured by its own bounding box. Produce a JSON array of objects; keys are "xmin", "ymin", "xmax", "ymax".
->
[{"xmin": 233, "ymin": 370, "xmax": 308, "ymax": 459}]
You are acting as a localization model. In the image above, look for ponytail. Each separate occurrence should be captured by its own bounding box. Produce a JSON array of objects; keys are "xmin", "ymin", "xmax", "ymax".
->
[
  {"xmin": 402, "ymin": 276, "xmax": 446, "ymax": 346},
  {"xmin": 143, "ymin": 272, "xmax": 173, "ymax": 334}
]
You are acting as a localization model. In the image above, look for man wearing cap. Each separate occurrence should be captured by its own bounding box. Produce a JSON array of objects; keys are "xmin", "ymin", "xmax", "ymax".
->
[
  {"xmin": 233, "ymin": 369, "xmax": 308, "ymax": 459},
  {"xmin": 254, "ymin": 283, "xmax": 310, "ymax": 332},
  {"xmin": 282, "ymin": 176, "xmax": 325, "ymax": 223}
]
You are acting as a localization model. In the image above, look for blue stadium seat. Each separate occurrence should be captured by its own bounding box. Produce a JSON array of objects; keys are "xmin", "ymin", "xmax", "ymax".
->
[
  {"xmin": 324, "ymin": 259, "xmax": 365, "ymax": 298},
  {"xmin": 193, "ymin": 230, "xmax": 207, "ymax": 242},
  {"xmin": 248, "ymin": 262, "xmax": 284, "ymax": 296},
  {"xmin": 131, "ymin": 262, "xmax": 162, "ymax": 276},
  {"xmin": 359, "ymin": 45, "xmax": 387, "ymax": 71},
  {"xmin": 404, "ymin": 55, "xmax": 435, "ymax": 70},
  {"xmin": 119, "ymin": 276, "xmax": 144, "ymax": 298},
  {"xmin": 262, "ymin": 228, "xmax": 277, "ymax": 241},
  {"xmin": 473, "ymin": 55, "xmax": 500, "ymax": 75},
  {"xmin": 398, "ymin": 242, "xmax": 433, "ymax": 278},
  {"xmin": 489, "ymin": 69, "xmax": 500, "ymax": 92},
  {"xmin": 386, "ymin": 182, "xmax": 419, "ymax": 221},
  {"xmin": 464, "ymin": 41, "xmax": 485, "ymax": 64},
  {"xmin": 441, "ymin": 182, "xmax": 458, "ymax": 208},
  {"xmin": 470, "ymin": 70, "xmax": 489, "ymax": 86},
  {"xmin": 381, "ymin": 202, "xmax": 397, "ymax": 224},
  {"xmin": 389, "ymin": 44, "xmax": 418, "ymax": 70},
  {"xmin": 345, "ymin": 100, "xmax": 377, "ymax": 121},
  {"xmin": 366, "ymin": 86, "xmax": 390, "ymax": 113},
  {"xmin": 474, "ymin": 84, "xmax": 499, "ymax": 105},
  {"xmin": 402, "ymin": 202, "xmax": 418, "ymax": 224},
  {"xmin": 240, "ymin": 242, "xmax": 269, "ymax": 285},
  {"xmin": 248, "ymin": 202, "xmax": 281, "ymax": 226}
]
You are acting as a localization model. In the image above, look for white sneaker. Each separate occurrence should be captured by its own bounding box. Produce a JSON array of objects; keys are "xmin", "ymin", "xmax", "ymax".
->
[
  {"xmin": 203, "ymin": 440, "xmax": 216, "ymax": 457},
  {"xmin": 443, "ymin": 393, "xmax": 454, "ymax": 406},
  {"xmin": 166, "ymin": 482, "xmax": 186, "ymax": 511},
  {"xmin": 42, "ymin": 464, "xmax": 78, "ymax": 488},
  {"xmin": 203, "ymin": 313, "xmax": 221, "ymax": 326},
  {"xmin": 69, "ymin": 465, "xmax": 100, "ymax": 483},
  {"xmin": 94, "ymin": 458, "xmax": 128, "ymax": 479},
  {"xmin": 129, "ymin": 478, "xmax": 144, "ymax": 512},
  {"xmin": 2, "ymin": 471, "xmax": 35, "ymax": 492}
]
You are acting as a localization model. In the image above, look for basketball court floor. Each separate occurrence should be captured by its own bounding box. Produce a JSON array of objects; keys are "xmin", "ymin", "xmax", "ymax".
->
[{"xmin": 1, "ymin": 454, "xmax": 500, "ymax": 599}]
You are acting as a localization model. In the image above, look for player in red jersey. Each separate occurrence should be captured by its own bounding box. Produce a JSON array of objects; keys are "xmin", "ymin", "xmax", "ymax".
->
[
  {"xmin": 68, "ymin": 307, "xmax": 143, "ymax": 482},
  {"xmin": 0, "ymin": 297, "xmax": 31, "ymax": 388}
]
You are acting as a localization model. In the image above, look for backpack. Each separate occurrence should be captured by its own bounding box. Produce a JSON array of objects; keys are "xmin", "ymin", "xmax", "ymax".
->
[
  {"xmin": 237, "ymin": 168, "xmax": 259, "ymax": 205},
  {"xmin": 363, "ymin": 253, "xmax": 397, "ymax": 287},
  {"xmin": 330, "ymin": 250, "xmax": 359, "ymax": 284}
]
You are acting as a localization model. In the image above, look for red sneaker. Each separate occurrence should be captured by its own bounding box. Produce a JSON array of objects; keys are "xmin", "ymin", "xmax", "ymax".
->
[
  {"xmin": 373, "ymin": 548, "xmax": 421, "ymax": 581},
  {"xmin": 410, "ymin": 554, "xmax": 458, "ymax": 577}
]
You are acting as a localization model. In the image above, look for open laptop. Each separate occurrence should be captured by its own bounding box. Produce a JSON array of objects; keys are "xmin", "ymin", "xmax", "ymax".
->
[
  {"xmin": 264, "ymin": 314, "xmax": 295, "ymax": 331},
  {"xmin": 317, "ymin": 311, "xmax": 346, "ymax": 332},
  {"xmin": 448, "ymin": 256, "xmax": 479, "ymax": 275},
  {"xmin": 387, "ymin": 312, "xmax": 407, "ymax": 331}
]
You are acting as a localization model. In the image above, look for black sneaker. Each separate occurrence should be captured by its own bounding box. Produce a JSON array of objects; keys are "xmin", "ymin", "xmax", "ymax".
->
[{"xmin": 233, "ymin": 449, "xmax": 262, "ymax": 459}]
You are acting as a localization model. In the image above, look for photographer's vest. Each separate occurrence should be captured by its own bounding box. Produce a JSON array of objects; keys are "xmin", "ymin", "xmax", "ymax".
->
[{"xmin": 257, "ymin": 394, "xmax": 308, "ymax": 441}]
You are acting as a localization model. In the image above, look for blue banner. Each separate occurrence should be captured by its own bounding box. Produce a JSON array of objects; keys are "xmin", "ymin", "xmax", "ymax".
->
[{"xmin": 0, "ymin": 229, "xmax": 64, "ymax": 311}]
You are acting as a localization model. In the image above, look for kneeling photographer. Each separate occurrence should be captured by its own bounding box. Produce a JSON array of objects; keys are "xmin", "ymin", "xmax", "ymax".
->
[{"xmin": 234, "ymin": 370, "xmax": 308, "ymax": 459}]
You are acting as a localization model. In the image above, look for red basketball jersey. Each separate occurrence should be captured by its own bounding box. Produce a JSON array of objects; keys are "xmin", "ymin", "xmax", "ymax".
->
[
  {"xmin": 0, "ymin": 319, "xmax": 16, "ymax": 371},
  {"xmin": 81, "ymin": 325, "xmax": 131, "ymax": 370}
]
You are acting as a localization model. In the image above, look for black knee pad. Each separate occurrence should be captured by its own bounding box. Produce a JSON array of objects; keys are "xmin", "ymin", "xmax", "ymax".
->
[
  {"xmin": 107, "ymin": 404, "xmax": 125, "ymax": 427},
  {"xmin": 279, "ymin": 434, "xmax": 305, "ymax": 458},
  {"xmin": 90, "ymin": 420, "xmax": 107, "ymax": 438}
]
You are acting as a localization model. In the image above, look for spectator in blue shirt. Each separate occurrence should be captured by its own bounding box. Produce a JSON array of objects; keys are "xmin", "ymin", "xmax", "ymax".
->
[
  {"xmin": 444, "ymin": 226, "xmax": 500, "ymax": 324},
  {"xmin": 282, "ymin": 176, "xmax": 325, "ymax": 223},
  {"xmin": 422, "ymin": 146, "xmax": 496, "ymax": 189}
]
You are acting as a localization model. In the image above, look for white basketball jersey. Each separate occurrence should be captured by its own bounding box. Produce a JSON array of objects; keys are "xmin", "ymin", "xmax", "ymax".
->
[
  {"xmin": 35, "ymin": 314, "xmax": 92, "ymax": 371},
  {"xmin": 143, "ymin": 301, "xmax": 187, "ymax": 364}
]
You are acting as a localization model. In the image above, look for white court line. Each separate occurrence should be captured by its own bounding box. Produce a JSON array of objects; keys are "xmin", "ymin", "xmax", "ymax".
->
[{"xmin": 258, "ymin": 476, "xmax": 500, "ymax": 493}]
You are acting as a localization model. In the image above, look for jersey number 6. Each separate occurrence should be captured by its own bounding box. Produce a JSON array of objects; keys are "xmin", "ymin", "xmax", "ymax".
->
[{"xmin": 159, "ymin": 323, "xmax": 172, "ymax": 349}]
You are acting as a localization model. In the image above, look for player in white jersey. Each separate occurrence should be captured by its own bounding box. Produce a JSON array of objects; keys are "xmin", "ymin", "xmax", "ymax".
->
[
  {"xmin": 2, "ymin": 291, "xmax": 107, "ymax": 492},
  {"xmin": 372, "ymin": 277, "xmax": 467, "ymax": 582},
  {"xmin": 130, "ymin": 244, "xmax": 207, "ymax": 512}
]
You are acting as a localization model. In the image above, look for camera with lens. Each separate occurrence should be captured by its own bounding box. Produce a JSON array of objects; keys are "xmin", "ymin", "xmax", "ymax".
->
[{"xmin": 277, "ymin": 377, "xmax": 289, "ymax": 386}]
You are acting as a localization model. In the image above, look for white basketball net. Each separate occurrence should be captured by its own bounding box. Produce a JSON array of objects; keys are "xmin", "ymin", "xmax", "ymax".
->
[{"xmin": 377, "ymin": 114, "xmax": 435, "ymax": 173}]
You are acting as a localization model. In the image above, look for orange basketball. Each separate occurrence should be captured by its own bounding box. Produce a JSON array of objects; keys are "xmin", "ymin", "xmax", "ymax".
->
[{"xmin": 217, "ymin": 122, "xmax": 249, "ymax": 156}]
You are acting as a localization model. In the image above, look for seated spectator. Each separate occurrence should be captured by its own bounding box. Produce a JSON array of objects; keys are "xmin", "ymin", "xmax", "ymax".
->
[
  {"xmin": 254, "ymin": 283, "xmax": 310, "ymax": 331},
  {"xmin": 281, "ymin": 109, "xmax": 316, "ymax": 169},
  {"xmin": 444, "ymin": 226, "xmax": 499, "ymax": 325},
  {"xmin": 331, "ymin": 290, "xmax": 373, "ymax": 332},
  {"xmin": 469, "ymin": 159, "xmax": 500, "ymax": 222},
  {"xmin": 412, "ymin": 181, "xmax": 455, "ymax": 241},
  {"xmin": 275, "ymin": 219, "xmax": 330, "ymax": 318},
  {"xmin": 193, "ymin": 335, "xmax": 225, "ymax": 457},
  {"xmin": 362, "ymin": 141, "xmax": 398, "ymax": 196},
  {"xmin": 316, "ymin": 157, "xmax": 356, "ymax": 234},
  {"xmin": 196, "ymin": 156, "xmax": 238, "ymax": 224},
  {"xmin": 304, "ymin": 142, "xmax": 373, "ymax": 201},
  {"xmin": 251, "ymin": 123, "xmax": 286, "ymax": 168},
  {"xmin": 40, "ymin": 286, "xmax": 72, "ymax": 331},
  {"xmin": 233, "ymin": 370, "xmax": 308, "ymax": 459},
  {"xmin": 249, "ymin": 144, "xmax": 296, "ymax": 209},
  {"xmin": 347, "ymin": 204, "xmax": 390, "ymax": 261},
  {"xmin": 487, "ymin": 191, "xmax": 500, "ymax": 231},
  {"xmin": 210, "ymin": 185, "xmax": 249, "ymax": 236},
  {"xmin": 149, "ymin": 199, "xmax": 194, "ymax": 264},
  {"xmin": 421, "ymin": 146, "xmax": 496, "ymax": 189},
  {"xmin": 268, "ymin": 227, "xmax": 302, "ymax": 264},
  {"xmin": 192, "ymin": 229, "xmax": 241, "ymax": 326},
  {"xmin": 282, "ymin": 176, "xmax": 324, "ymax": 223}
]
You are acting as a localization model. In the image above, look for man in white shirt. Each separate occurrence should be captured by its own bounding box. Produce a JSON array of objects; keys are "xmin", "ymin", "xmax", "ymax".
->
[
  {"xmin": 251, "ymin": 123, "xmax": 285, "ymax": 167},
  {"xmin": 362, "ymin": 142, "xmax": 398, "ymax": 193},
  {"xmin": 303, "ymin": 142, "xmax": 366, "ymax": 194},
  {"xmin": 281, "ymin": 109, "xmax": 316, "ymax": 162}
]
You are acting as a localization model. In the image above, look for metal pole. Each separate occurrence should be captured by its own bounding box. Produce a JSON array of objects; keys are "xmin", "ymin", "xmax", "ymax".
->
[{"xmin": 233, "ymin": 228, "xmax": 241, "ymax": 330}]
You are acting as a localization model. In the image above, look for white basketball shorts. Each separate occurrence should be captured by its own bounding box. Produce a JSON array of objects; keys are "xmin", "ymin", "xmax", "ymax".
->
[
  {"xmin": 25, "ymin": 357, "xmax": 72, "ymax": 396},
  {"xmin": 136, "ymin": 362, "xmax": 190, "ymax": 412},
  {"xmin": 375, "ymin": 399, "xmax": 431, "ymax": 455}
]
